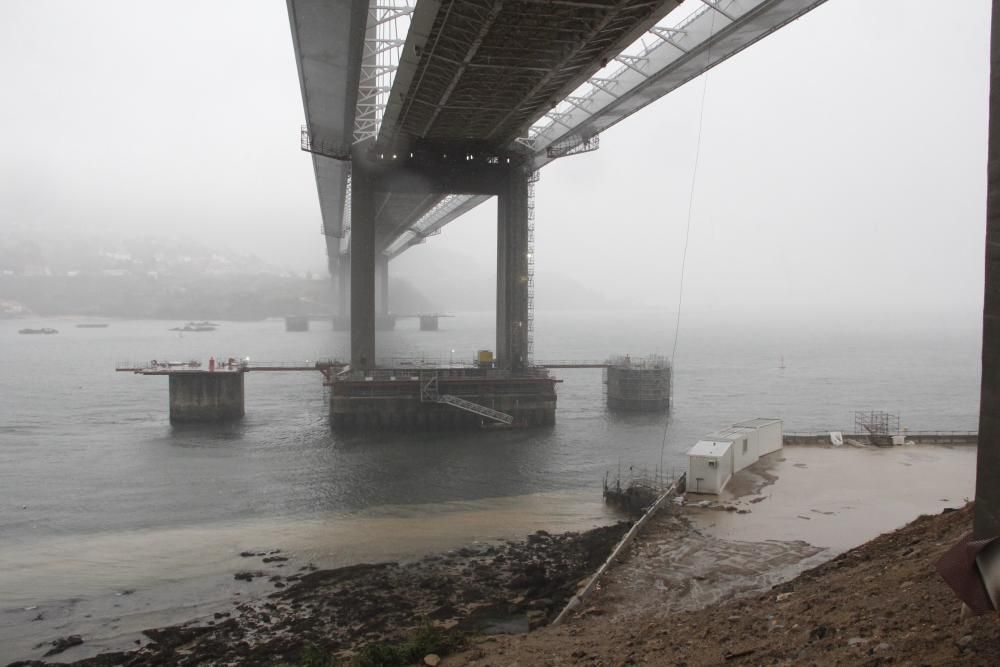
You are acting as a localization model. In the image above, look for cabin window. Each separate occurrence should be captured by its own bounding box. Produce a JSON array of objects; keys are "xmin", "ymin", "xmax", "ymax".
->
[
  {"xmin": 708, "ymin": 460, "xmax": 717, "ymax": 468},
  {"xmin": 742, "ymin": 439, "xmax": 748, "ymax": 454}
]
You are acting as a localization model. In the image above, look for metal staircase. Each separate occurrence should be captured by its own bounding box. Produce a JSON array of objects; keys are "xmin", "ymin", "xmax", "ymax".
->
[
  {"xmin": 419, "ymin": 373, "xmax": 514, "ymax": 425},
  {"xmin": 436, "ymin": 394, "xmax": 514, "ymax": 425}
]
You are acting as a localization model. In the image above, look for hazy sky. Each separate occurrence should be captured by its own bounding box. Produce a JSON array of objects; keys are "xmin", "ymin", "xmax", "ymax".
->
[{"xmin": 0, "ymin": 0, "xmax": 991, "ymax": 324}]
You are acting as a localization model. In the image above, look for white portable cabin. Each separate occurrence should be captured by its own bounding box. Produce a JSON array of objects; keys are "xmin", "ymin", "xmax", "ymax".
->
[
  {"xmin": 687, "ymin": 440, "xmax": 734, "ymax": 494},
  {"xmin": 733, "ymin": 418, "xmax": 783, "ymax": 455},
  {"xmin": 704, "ymin": 427, "xmax": 758, "ymax": 474}
]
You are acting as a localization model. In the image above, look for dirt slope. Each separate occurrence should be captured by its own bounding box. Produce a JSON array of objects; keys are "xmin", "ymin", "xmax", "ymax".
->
[{"xmin": 453, "ymin": 504, "xmax": 1000, "ymax": 666}]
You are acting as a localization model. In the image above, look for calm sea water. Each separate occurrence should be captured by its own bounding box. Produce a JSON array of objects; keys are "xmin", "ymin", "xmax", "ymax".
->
[{"xmin": 0, "ymin": 310, "xmax": 982, "ymax": 659}]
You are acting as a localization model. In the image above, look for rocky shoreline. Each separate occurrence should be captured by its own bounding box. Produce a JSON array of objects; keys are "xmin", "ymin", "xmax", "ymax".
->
[{"xmin": 8, "ymin": 522, "xmax": 630, "ymax": 666}]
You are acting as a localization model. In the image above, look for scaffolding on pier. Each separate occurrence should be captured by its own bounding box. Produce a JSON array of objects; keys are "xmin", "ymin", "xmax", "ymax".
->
[
  {"xmin": 854, "ymin": 410, "xmax": 900, "ymax": 447},
  {"xmin": 526, "ymin": 170, "xmax": 538, "ymax": 364},
  {"xmin": 604, "ymin": 354, "xmax": 672, "ymax": 412}
]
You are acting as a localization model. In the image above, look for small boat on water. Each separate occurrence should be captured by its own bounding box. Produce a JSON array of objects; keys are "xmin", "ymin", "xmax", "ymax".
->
[
  {"xmin": 76, "ymin": 323, "xmax": 109, "ymax": 328},
  {"xmin": 169, "ymin": 322, "xmax": 217, "ymax": 332},
  {"xmin": 19, "ymin": 328, "xmax": 58, "ymax": 335}
]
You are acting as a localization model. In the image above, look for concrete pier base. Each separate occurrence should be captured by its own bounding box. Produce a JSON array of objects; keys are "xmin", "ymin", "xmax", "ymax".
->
[
  {"xmin": 168, "ymin": 372, "xmax": 245, "ymax": 423},
  {"xmin": 605, "ymin": 357, "xmax": 671, "ymax": 412},
  {"xmin": 329, "ymin": 367, "xmax": 556, "ymax": 432}
]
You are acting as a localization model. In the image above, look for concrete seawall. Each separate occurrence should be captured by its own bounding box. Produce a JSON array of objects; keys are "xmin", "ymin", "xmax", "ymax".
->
[{"xmin": 783, "ymin": 432, "xmax": 977, "ymax": 446}]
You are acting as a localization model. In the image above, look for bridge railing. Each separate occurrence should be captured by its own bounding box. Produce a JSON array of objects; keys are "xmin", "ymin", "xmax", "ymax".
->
[
  {"xmin": 336, "ymin": 367, "xmax": 554, "ymax": 382},
  {"xmin": 243, "ymin": 359, "xmax": 345, "ymax": 369},
  {"xmin": 534, "ymin": 360, "xmax": 608, "ymax": 366}
]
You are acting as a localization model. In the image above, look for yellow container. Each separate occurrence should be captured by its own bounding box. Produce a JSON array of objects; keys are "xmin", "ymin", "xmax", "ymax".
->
[{"xmin": 477, "ymin": 349, "xmax": 494, "ymax": 364}]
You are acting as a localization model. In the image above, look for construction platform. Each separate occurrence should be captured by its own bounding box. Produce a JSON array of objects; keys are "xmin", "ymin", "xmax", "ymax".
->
[
  {"xmin": 328, "ymin": 366, "xmax": 558, "ymax": 431},
  {"xmin": 117, "ymin": 357, "xmax": 671, "ymax": 429},
  {"xmin": 116, "ymin": 359, "xmax": 344, "ymax": 424}
]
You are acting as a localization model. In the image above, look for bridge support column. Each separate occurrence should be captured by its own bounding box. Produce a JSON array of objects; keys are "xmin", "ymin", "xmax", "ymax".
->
[
  {"xmin": 350, "ymin": 165, "xmax": 376, "ymax": 369},
  {"xmin": 332, "ymin": 255, "xmax": 350, "ymax": 330},
  {"xmin": 376, "ymin": 255, "xmax": 389, "ymax": 316},
  {"xmin": 338, "ymin": 257, "xmax": 350, "ymax": 318},
  {"xmin": 496, "ymin": 165, "xmax": 530, "ymax": 372},
  {"xmin": 374, "ymin": 255, "xmax": 396, "ymax": 331},
  {"xmin": 976, "ymin": 0, "xmax": 1000, "ymax": 539}
]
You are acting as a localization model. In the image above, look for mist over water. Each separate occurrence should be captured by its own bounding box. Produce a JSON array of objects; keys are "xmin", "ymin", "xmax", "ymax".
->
[{"xmin": 0, "ymin": 310, "xmax": 982, "ymax": 658}]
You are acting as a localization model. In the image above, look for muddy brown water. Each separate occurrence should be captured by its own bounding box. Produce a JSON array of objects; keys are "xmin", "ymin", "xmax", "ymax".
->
[{"xmin": 0, "ymin": 315, "xmax": 980, "ymax": 661}]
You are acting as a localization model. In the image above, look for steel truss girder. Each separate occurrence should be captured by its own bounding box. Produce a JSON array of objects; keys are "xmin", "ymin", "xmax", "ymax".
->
[
  {"xmin": 525, "ymin": 0, "xmax": 831, "ymax": 170},
  {"xmin": 376, "ymin": 0, "xmax": 829, "ymax": 260},
  {"xmin": 380, "ymin": 0, "xmax": 681, "ymax": 145},
  {"xmin": 352, "ymin": 0, "xmax": 416, "ymax": 144}
]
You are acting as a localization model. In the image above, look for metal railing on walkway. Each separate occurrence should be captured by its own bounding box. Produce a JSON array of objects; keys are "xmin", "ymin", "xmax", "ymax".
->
[
  {"xmin": 437, "ymin": 394, "xmax": 514, "ymax": 425},
  {"xmin": 418, "ymin": 372, "xmax": 514, "ymax": 425}
]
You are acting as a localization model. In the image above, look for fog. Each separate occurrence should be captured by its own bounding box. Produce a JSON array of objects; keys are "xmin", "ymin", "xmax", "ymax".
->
[{"xmin": 0, "ymin": 0, "xmax": 990, "ymax": 329}]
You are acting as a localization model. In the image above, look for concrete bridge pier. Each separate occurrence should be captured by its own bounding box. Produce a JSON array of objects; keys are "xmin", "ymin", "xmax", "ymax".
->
[
  {"xmin": 374, "ymin": 255, "xmax": 396, "ymax": 331},
  {"xmin": 350, "ymin": 161, "xmax": 377, "ymax": 369},
  {"xmin": 376, "ymin": 255, "xmax": 389, "ymax": 316},
  {"xmin": 333, "ymin": 256, "xmax": 350, "ymax": 331},
  {"xmin": 347, "ymin": 151, "xmax": 532, "ymax": 371},
  {"xmin": 168, "ymin": 372, "xmax": 245, "ymax": 423},
  {"xmin": 497, "ymin": 165, "xmax": 531, "ymax": 372}
]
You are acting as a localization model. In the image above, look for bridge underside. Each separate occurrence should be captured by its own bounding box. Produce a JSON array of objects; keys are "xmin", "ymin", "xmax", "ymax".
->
[
  {"xmin": 380, "ymin": 0, "xmax": 681, "ymax": 147},
  {"xmin": 346, "ymin": 0, "xmax": 686, "ymax": 370},
  {"xmin": 289, "ymin": 0, "xmax": 834, "ymax": 373}
]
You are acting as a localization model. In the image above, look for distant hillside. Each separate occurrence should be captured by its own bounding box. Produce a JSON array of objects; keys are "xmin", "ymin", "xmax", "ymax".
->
[
  {"xmin": 0, "ymin": 272, "xmax": 436, "ymax": 321},
  {"xmin": 0, "ymin": 227, "xmax": 284, "ymax": 278}
]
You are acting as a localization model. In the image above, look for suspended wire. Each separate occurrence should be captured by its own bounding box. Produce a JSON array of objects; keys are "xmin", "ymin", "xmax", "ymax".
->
[{"xmin": 659, "ymin": 7, "xmax": 717, "ymax": 480}]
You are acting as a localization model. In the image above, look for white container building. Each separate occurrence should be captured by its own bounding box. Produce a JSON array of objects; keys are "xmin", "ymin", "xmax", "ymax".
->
[
  {"xmin": 687, "ymin": 419, "xmax": 784, "ymax": 495},
  {"xmin": 704, "ymin": 426, "xmax": 758, "ymax": 473},
  {"xmin": 686, "ymin": 440, "xmax": 734, "ymax": 494},
  {"xmin": 733, "ymin": 418, "xmax": 783, "ymax": 455}
]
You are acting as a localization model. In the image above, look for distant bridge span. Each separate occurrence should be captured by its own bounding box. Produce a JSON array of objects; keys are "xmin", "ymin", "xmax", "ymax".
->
[{"xmin": 286, "ymin": 0, "xmax": 829, "ymax": 368}]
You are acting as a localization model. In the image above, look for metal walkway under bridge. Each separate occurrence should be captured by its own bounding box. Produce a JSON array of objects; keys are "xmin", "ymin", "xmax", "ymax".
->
[{"xmin": 420, "ymin": 374, "xmax": 514, "ymax": 425}]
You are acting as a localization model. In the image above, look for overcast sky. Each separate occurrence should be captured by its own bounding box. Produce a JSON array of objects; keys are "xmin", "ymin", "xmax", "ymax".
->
[{"xmin": 0, "ymin": 0, "xmax": 991, "ymax": 325}]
